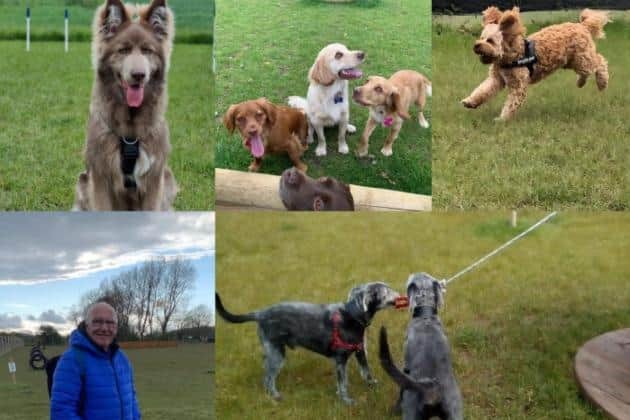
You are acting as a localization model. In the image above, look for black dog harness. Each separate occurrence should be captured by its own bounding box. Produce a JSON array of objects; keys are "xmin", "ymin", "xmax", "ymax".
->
[
  {"xmin": 120, "ymin": 136, "xmax": 140, "ymax": 189},
  {"xmin": 502, "ymin": 39, "xmax": 537, "ymax": 77}
]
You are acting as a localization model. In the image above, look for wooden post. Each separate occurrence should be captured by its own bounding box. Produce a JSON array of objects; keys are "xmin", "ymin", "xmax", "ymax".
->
[
  {"xmin": 64, "ymin": 9, "xmax": 69, "ymax": 53},
  {"xmin": 25, "ymin": 8, "xmax": 30, "ymax": 52},
  {"xmin": 511, "ymin": 210, "xmax": 517, "ymax": 227}
]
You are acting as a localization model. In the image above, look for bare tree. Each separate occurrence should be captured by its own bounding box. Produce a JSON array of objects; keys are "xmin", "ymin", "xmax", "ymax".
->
[
  {"xmin": 74, "ymin": 256, "xmax": 197, "ymax": 340},
  {"xmin": 156, "ymin": 258, "xmax": 196, "ymax": 335},
  {"xmin": 184, "ymin": 304, "xmax": 212, "ymax": 329}
]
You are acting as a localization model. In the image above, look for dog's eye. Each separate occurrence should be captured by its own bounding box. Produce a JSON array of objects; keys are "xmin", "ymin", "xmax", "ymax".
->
[
  {"xmin": 236, "ymin": 116, "xmax": 246, "ymax": 125},
  {"xmin": 255, "ymin": 111, "xmax": 264, "ymax": 120},
  {"xmin": 487, "ymin": 39, "xmax": 495, "ymax": 45},
  {"xmin": 141, "ymin": 47, "xmax": 153, "ymax": 54},
  {"xmin": 118, "ymin": 47, "xmax": 131, "ymax": 54},
  {"xmin": 335, "ymin": 51, "xmax": 343, "ymax": 59},
  {"xmin": 374, "ymin": 86, "xmax": 383, "ymax": 93}
]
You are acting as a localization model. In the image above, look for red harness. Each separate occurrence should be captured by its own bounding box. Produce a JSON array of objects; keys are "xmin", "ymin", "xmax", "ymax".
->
[{"xmin": 330, "ymin": 311, "xmax": 364, "ymax": 352}]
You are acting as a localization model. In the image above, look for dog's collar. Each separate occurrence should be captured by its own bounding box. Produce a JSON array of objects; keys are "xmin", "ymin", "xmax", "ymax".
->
[
  {"xmin": 410, "ymin": 280, "xmax": 440, "ymax": 319},
  {"xmin": 501, "ymin": 38, "xmax": 537, "ymax": 76},
  {"xmin": 412, "ymin": 305, "xmax": 437, "ymax": 318},
  {"xmin": 120, "ymin": 136, "xmax": 140, "ymax": 190},
  {"xmin": 330, "ymin": 311, "xmax": 364, "ymax": 353},
  {"xmin": 334, "ymin": 91, "xmax": 344, "ymax": 104}
]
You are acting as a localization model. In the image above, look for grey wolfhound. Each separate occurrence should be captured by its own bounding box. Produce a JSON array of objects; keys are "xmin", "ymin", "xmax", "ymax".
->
[
  {"xmin": 216, "ymin": 282, "xmax": 402, "ymax": 404},
  {"xmin": 379, "ymin": 273, "xmax": 463, "ymax": 419}
]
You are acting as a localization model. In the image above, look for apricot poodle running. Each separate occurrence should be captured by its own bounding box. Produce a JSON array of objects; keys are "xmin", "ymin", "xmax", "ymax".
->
[{"xmin": 462, "ymin": 7, "xmax": 610, "ymax": 120}]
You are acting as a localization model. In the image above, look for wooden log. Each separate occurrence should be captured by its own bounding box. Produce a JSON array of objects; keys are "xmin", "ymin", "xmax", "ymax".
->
[
  {"xmin": 575, "ymin": 328, "xmax": 630, "ymax": 419},
  {"xmin": 215, "ymin": 168, "xmax": 432, "ymax": 211}
]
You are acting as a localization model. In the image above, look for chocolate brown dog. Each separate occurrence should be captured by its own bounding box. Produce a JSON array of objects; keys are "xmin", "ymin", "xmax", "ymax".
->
[
  {"xmin": 223, "ymin": 98, "xmax": 308, "ymax": 172},
  {"xmin": 279, "ymin": 167, "xmax": 354, "ymax": 211}
]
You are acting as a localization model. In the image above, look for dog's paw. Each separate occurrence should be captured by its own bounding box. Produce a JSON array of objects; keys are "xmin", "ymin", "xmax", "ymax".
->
[
  {"xmin": 380, "ymin": 146, "xmax": 393, "ymax": 157},
  {"xmin": 355, "ymin": 147, "xmax": 369, "ymax": 158},
  {"xmin": 341, "ymin": 396, "xmax": 356, "ymax": 405},
  {"xmin": 338, "ymin": 143, "xmax": 349, "ymax": 155},
  {"xmin": 346, "ymin": 124, "xmax": 357, "ymax": 134},
  {"xmin": 493, "ymin": 116, "xmax": 508, "ymax": 122},
  {"xmin": 306, "ymin": 135, "xmax": 314, "ymax": 144},
  {"xmin": 315, "ymin": 145, "xmax": 327, "ymax": 156},
  {"xmin": 461, "ymin": 98, "xmax": 478, "ymax": 109},
  {"xmin": 419, "ymin": 118, "xmax": 430, "ymax": 129}
]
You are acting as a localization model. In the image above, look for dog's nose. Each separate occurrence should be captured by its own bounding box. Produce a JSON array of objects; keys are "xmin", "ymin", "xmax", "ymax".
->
[
  {"xmin": 356, "ymin": 52, "xmax": 365, "ymax": 60},
  {"xmin": 248, "ymin": 129, "xmax": 258, "ymax": 137},
  {"xmin": 473, "ymin": 43, "xmax": 483, "ymax": 54},
  {"xmin": 131, "ymin": 71, "xmax": 146, "ymax": 83}
]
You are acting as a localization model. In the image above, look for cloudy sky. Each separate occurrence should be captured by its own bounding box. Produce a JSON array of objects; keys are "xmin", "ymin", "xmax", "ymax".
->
[{"xmin": 0, "ymin": 212, "xmax": 215, "ymax": 335}]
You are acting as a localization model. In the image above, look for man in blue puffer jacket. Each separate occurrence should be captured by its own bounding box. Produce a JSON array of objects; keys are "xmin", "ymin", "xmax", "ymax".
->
[{"xmin": 51, "ymin": 302, "xmax": 141, "ymax": 420}]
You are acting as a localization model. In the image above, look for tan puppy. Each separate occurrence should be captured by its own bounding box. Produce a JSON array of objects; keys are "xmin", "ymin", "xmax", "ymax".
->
[
  {"xmin": 223, "ymin": 98, "xmax": 308, "ymax": 172},
  {"xmin": 462, "ymin": 7, "xmax": 610, "ymax": 120},
  {"xmin": 352, "ymin": 70, "xmax": 431, "ymax": 157}
]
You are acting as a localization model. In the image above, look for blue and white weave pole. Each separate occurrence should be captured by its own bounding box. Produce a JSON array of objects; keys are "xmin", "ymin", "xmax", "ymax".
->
[
  {"xmin": 26, "ymin": 7, "xmax": 30, "ymax": 52},
  {"xmin": 64, "ymin": 9, "xmax": 69, "ymax": 52}
]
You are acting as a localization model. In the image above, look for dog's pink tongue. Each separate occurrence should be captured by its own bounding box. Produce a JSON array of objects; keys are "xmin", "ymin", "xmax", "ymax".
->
[
  {"xmin": 126, "ymin": 85, "xmax": 144, "ymax": 108},
  {"xmin": 247, "ymin": 135, "xmax": 265, "ymax": 158}
]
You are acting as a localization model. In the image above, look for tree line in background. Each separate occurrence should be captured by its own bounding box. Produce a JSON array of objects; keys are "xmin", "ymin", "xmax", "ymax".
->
[
  {"xmin": 65, "ymin": 257, "xmax": 212, "ymax": 341},
  {"xmin": 432, "ymin": 0, "xmax": 630, "ymax": 13}
]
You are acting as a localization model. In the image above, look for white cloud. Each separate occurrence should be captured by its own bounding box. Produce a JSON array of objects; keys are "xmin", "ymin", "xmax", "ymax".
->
[{"xmin": 0, "ymin": 212, "xmax": 215, "ymax": 286}]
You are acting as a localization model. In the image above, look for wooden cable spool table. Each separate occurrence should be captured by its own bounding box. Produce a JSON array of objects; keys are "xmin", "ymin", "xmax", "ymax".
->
[{"xmin": 575, "ymin": 328, "xmax": 630, "ymax": 419}]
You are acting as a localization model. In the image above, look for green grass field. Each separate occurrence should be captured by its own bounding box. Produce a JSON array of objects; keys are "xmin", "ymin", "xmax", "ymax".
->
[
  {"xmin": 214, "ymin": 0, "xmax": 432, "ymax": 196},
  {"xmin": 0, "ymin": 343, "xmax": 214, "ymax": 419},
  {"xmin": 432, "ymin": 11, "xmax": 630, "ymax": 210},
  {"xmin": 216, "ymin": 211, "xmax": 630, "ymax": 419},
  {"xmin": 0, "ymin": 39, "xmax": 214, "ymax": 210},
  {"xmin": 0, "ymin": 0, "xmax": 213, "ymax": 43}
]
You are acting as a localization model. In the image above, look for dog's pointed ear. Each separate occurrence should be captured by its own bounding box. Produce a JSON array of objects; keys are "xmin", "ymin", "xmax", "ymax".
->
[
  {"xmin": 256, "ymin": 98, "xmax": 277, "ymax": 127},
  {"xmin": 500, "ymin": 7, "xmax": 525, "ymax": 36},
  {"xmin": 140, "ymin": 0, "xmax": 172, "ymax": 41},
  {"xmin": 99, "ymin": 0, "xmax": 130, "ymax": 39},
  {"xmin": 223, "ymin": 105, "xmax": 237, "ymax": 134},
  {"xmin": 309, "ymin": 54, "xmax": 336, "ymax": 86},
  {"xmin": 312, "ymin": 193, "xmax": 331, "ymax": 211},
  {"xmin": 482, "ymin": 6, "xmax": 502, "ymax": 26}
]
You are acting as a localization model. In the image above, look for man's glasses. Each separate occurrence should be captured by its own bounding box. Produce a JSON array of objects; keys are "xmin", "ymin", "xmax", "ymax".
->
[{"xmin": 90, "ymin": 319, "xmax": 117, "ymax": 327}]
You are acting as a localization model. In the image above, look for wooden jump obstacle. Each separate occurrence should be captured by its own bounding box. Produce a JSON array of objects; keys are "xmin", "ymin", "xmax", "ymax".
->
[
  {"xmin": 215, "ymin": 168, "xmax": 432, "ymax": 211},
  {"xmin": 574, "ymin": 328, "xmax": 630, "ymax": 419}
]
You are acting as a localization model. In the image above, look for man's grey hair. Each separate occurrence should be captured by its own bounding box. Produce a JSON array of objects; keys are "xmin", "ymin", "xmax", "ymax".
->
[{"xmin": 84, "ymin": 301, "xmax": 118, "ymax": 323}]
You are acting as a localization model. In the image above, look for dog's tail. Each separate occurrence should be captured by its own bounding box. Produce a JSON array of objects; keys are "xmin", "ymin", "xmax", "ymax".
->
[
  {"xmin": 216, "ymin": 293, "xmax": 257, "ymax": 323},
  {"xmin": 580, "ymin": 9, "xmax": 611, "ymax": 40},
  {"xmin": 379, "ymin": 327, "xmax": 440, "ymax": 402},
  {"xmin": 421, "ymin": 74, "xmax": 432, "ymax": 98},
  {"xmin": 288, "ymin": 96, "xmax": 309, "ymax": 112}
]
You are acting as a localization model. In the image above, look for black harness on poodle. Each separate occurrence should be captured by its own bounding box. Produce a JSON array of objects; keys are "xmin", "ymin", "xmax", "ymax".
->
[{"xmin": 502, "ymin": 39, "xmax": 537, "ymax": 76}]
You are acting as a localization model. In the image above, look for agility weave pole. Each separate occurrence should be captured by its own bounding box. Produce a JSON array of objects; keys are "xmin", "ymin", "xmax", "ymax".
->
[
  {"xmin": 442, "ymin": 211, "xmax": 558, "ymax": 286},
  {"xmin": 216, "ymin": 168, "xmax": 432, "ymax": 211}
]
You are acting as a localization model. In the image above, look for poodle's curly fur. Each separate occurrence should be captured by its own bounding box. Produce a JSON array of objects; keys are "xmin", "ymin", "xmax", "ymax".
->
[{"xmin": 462, "ymin": 7, "xmax": 610, "ymax": 120}]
